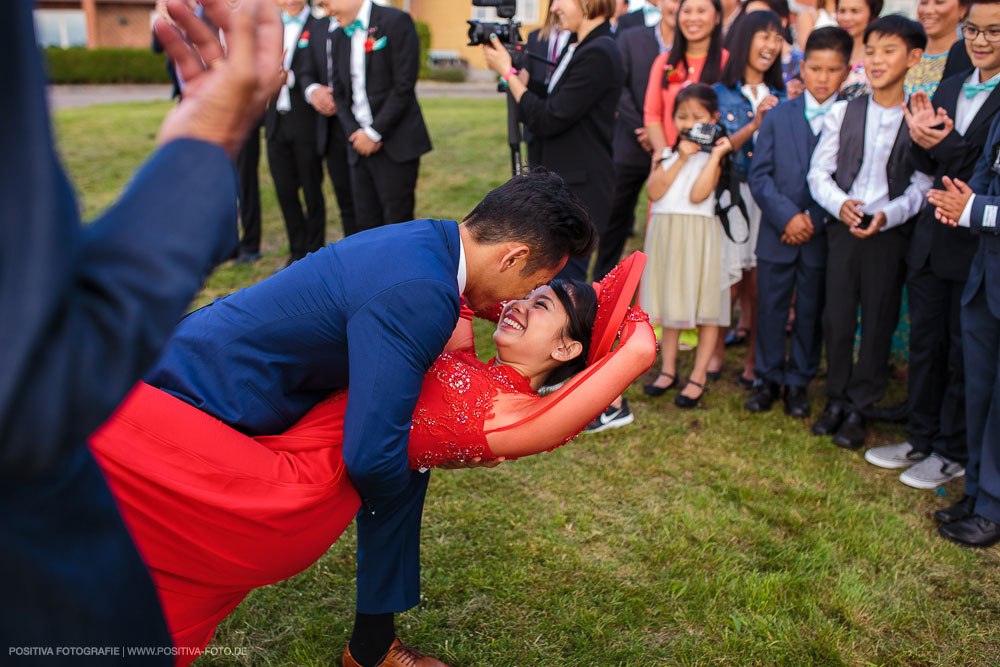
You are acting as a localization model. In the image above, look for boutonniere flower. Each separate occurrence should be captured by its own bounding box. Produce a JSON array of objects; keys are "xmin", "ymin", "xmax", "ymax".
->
[
  {"xmin": 365, "ymin": 33, "xmax": 388, "ymax": 52},
  {"xmin": 664, "ymin": 63, "xmax": 687, "ymax": 85},
  {"xmin": 298, "ymin": 30, "xmax": 310, "ymax": 49}
]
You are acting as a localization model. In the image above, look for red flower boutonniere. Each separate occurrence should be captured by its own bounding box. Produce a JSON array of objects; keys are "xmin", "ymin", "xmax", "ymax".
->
[
  {"xmin": 364, "ymin": 27, "xmax": 388, "ymax": 53},
  {"xmin": 364, "ymin": 35, "xmax": 375, "ymax": 52},
  {"xmin": 664, "ymin": 63, "xmax": 687, "ymax": 85},
  {"xmin": 297, "ymin": 30, "xmax": 310, "ymax": 49}
]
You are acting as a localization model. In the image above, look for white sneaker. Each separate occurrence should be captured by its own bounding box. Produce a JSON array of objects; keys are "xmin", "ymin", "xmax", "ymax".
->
[
  {"xmin": 864, "ymin": 442, "xmax": 928, "ymax": 469},
  {"xmin": 899, "ymin": 454, "xmax": 965, "ymax": 490}
]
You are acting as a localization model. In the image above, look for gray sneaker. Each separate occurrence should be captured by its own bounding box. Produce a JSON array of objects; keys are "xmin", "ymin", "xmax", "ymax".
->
[
  {"xmin": 899, "ymin": 454, "xmax": 965, "ymax": 489},
  {"xmin": 864, "ymin": 442, "xmax": 928, "ymax": 469}
]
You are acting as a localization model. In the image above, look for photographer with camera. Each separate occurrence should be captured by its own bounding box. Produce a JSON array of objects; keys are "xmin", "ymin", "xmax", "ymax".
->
[{"xmin": 483, "ymin": 0, "xmax": 624, "ymax": 281}]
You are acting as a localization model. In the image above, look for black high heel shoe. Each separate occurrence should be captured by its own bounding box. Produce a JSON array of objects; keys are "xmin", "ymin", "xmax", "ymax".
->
[
  {"xmin": 643, "ymin": 372, "xmax": 677, "ymax": 397},
  {"xmin": 674, "ymin": 379, "xmax": 707, "ymax": 408}
]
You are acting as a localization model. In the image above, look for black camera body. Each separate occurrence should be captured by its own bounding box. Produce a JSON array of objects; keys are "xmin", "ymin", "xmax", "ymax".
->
[
  {"xmin": 467, "ymin": 0, "xmax": 525, "ymax": 68},
  {"xmin": 681, "ymin": 122, "xmax": 726, "ymax": 152}
]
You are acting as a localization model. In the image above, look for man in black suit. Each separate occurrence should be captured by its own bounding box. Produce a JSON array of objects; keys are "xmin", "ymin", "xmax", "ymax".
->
[
  {"xmin": 0, "ymin": 0, "xmax": 281, "ymax": 656},
  {"xmin": 596, "ymin": 8, "xmax": 673, "ymax": 279},
  {"xmin": 299, "ymin": 0, "xmax": 359, "ymax": 237},
  {"xmin": 328, "ymin": 0, "xmax": 432, "ymax": 231},
  {"xmin": 616, "ymin": 0, "xmax": 660, "ymax": 34},
  {"xmin": 865, "ymin": 38, "xmax": 1000, "ymax": 491},
  {"xmin": 267, "ymin": 0, "xmax": 325, "ymax": 262}
]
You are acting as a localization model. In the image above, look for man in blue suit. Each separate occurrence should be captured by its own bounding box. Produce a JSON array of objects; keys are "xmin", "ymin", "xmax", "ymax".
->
[
  {"xmin": 747, "ymin": 27, "xmax": 852, "ymax": 418},
  {"xmin": 145, "ymin": 174, "xmax": 597, "ymax": 667},
  {"xmin": 0, "ymin": 0, "xmax": 283, "ymax": 657},
  {"xmin": 927, "ymin": 100, "xmax": 1000, "ymax": 548}
]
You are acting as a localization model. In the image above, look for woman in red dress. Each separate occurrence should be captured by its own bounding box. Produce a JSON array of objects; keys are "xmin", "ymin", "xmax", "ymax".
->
[{"xmin": 88, "ymin": 255, "xmax": 654, "ymax": 665}]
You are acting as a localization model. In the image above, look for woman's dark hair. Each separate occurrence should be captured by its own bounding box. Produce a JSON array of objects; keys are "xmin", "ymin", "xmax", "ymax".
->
[
  {"xmin": 543, "ymin": 279, "xmax": 598, "ymax": 386},
  {"xmin": 667, "ymin": 0, "xmax": 725, "ymax": 85},
  {"xmin": 804, "ymin": 25, "xmax": 853, "ymax": 62},
  {"xmin": 672, "ymin": 83, "xmax": 720, "ymax": 118},
  {"xmin": 719, "ymin": 10, "xmax": 786, "ymax": 91},
  {"xmin": 864, "ymin": 14, "xmax": 928, "ymax": 51},
  {"xmin": 463, "ymin": 169, "xmax": 598, "ymax": 274},
  {"xmin": 836, "ymin": 0, "xmax": 884, "ymax": 21}
]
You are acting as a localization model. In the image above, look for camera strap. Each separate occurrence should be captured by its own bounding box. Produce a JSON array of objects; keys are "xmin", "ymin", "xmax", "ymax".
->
[{"xmin": 715, "ymin": 161, "xmax": 751, "ymax": 244}]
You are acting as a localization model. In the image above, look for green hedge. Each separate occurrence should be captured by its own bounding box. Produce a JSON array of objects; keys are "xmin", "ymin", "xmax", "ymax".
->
[
  {"xmin": 424, "ymin": 67, "xmax": 467, "ymax": 83},
  {"xmin": 44, "ymin": 47, "xmax": 171, "ymax": 84},
  {"xmin": 414, "ymin": 19, "xmax": 431, "ymax": 79}
]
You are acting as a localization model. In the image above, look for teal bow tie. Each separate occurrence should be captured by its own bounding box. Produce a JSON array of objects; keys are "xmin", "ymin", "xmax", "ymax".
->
[
  {"xmin": 805, "ymin": 105, "xmax": 831, "ymax": 121},
  {"xmin": 281, "ymin": 12, "xmax": 303, "ymax": 25},
  {"xmin": 963, "ymin": 78, "xmax": 1000, "ymax": 99},
  {"xmin": 342, "ymin": 19, "xmax": 365, "ymax": 37}
]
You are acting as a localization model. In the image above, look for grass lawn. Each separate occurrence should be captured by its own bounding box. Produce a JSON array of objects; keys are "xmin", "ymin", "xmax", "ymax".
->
[{"xmin": 55, "ymin": 98, "xmax": 1000, "ymax": 666}]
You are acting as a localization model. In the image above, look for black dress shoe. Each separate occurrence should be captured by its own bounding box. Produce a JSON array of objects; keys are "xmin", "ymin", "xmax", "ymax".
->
[
  {"xmin": 783, "ymin": 385, "xmax": 810, "ymax": 418},
  {"xmin": 864, "ymin": 401, "xmax": 908, "ymax": 423},
  {"xmin": 724, "ymin": 327, "xmax": 749, "ymax": 347},
  {"xmin": 706, "ymin": 369, "xmax": 721, "ymax": 382},
  {"xmin": 831, "ymin": 410, "xmax": 866, "ymax": 449},
  {"xmin": 674, "ymin": 379, "xmax": 706, "ymax": 408},
  {"xmin": 939, "ymin": 514, "xmax": 1000, "ymax": 548},
  {"xmin": 233, "ymin": 250, "xmax": 261, "ymax": 266},
  {"xmin": 811, "ymin": 402, "xmax": 845, "ymax": 436},
  {"xmin": 735, "ymin": 373, "xmax": 755, "ymax": 389},
  {"xmin": 934, "ymin": 494, "xmax": 977, "ymax": 524},
  {"xmin": 745, "ymin": 380, "xmax": 779, "ymax": 412},
  {"xmin": 643, "ymin": 372, "xmax": 677, "ymax": 397}
]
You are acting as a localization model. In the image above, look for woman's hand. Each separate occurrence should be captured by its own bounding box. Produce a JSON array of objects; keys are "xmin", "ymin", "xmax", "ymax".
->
[
  {"xmin": 482, "ymin": 33, "xmax": 513, "ymax": 75},
  {"xmin": 754, "ymin": 94, "xmax": 780, "ymax": 129}
]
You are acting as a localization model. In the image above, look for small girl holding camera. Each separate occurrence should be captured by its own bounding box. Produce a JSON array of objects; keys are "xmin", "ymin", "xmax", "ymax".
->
[{"xmin": 641, "ymin": 83, "xmax": 733, "ymax": 408}]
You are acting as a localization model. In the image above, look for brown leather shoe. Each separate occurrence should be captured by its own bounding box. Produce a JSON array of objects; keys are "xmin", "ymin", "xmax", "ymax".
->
[{"xmin": 342, "ymin": 638, "xmax": 450, "ymax": 667}]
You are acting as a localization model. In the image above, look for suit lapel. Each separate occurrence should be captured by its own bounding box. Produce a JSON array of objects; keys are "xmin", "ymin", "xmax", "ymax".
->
[
  {"xmin": 788, "ymin": 96, "xmax": 811, "ymax": 170},
  {"xmin": 365, "ymin": 4, "xmax": 382, "ymax": 77}
]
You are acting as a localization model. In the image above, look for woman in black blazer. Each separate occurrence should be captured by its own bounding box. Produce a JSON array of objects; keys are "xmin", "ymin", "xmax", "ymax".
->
[{"xmin": 484, "ymin": 0, "xmax": 625, "ymax": 280}]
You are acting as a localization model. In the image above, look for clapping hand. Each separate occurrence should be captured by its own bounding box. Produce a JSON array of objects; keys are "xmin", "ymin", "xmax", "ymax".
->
[
  {"xmin": 155, "ymin": 0, "xmax": 284, "ymax": 158},
  {"xmin": 903, "ymin": 91, "xmax": 954, "ymax": 150},
  {"xmin": 927, "ymin": 175, "xmax": 974, "ymax": 227}
]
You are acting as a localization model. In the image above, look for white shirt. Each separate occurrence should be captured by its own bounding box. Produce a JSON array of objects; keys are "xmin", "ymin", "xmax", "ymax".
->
[
  {"xmin": 349, "ymin": 0, "xmax": 382, "ymax": 143},
  {"xmin": 277, "ymin": 7, "xmax": 310, "ymax": 112},
  {"xmin": 457, "ymin": 233, "xmax": 467, "ymax": 295},
  {"xmin": 649, "ymin": 149, "xmax": 716, "ymax": 217},
  {"xmin": 807, "ymin": 98, "xmax": 933, "ymax": 230},
  {"xmin": 653, "ymin": 21, "xmax": 671, "ymax": 54},
  {"xmin": 804, "ymin": 89, "xmax": 838, "ymax": 135},
  {"xmin": 548, "ymin": 43, "xmax": 578, "ymax": 93}
]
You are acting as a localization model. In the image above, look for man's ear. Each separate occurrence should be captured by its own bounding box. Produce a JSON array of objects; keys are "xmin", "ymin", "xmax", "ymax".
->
[
  {"xmin": 499, "ymin": 244, "xmax": 531, "ymax": 272},
  {"xmin": 907, "ymin": 48, "xmax": 924, "ymax": 69},
  {"xmin": 551, "ymin": 339, "xmax": 583, "ymax": 363}
]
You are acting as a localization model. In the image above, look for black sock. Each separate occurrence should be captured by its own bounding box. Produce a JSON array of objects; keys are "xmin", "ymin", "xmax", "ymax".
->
[{"xmin": 349, "ymin": 612, "xmax": 395, "ymax": 667}]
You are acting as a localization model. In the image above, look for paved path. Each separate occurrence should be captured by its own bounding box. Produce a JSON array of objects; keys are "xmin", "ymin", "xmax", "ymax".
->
[{"xmin": 48, "ymin": 80, "xmax": 500, "ymax": 110}]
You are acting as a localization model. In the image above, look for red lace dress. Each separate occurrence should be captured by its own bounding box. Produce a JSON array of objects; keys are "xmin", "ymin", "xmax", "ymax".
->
[{"xmin": 88, "ymin": 310, "xmax": 654, "ymax": 665}]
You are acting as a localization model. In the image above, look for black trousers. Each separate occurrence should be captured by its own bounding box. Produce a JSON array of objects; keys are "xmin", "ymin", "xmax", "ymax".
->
[
  {"xmin": 962, "ymin": 286, "xmax": 1000, "ymax": 523},
  {"xmin": 755, "ymin": 257, "xmax": 825, "ymax": 388},
  {"xmin": 235, "ymin": 125, "xmax": 262, "ymax": 255},
  {"xmin": 905, "ymin": 263, "xmax": 967, "ymax": 462},
  {"xmin": 324, "ymin": 116, "xmax": 357, "ymax": 237},
  {"xmin": 267, "ymin": 115, "xmax": 325, "ymax": 260},
  {"xmin": 596, "ymin": 161, "xmax": 648, "ymax": 280},
  {"xmin": 350, "ymin": 150, "xmax": 419, "ymax": 232},
  {"xmin": 823, "ymin": 222, "xmax": 908, "ymax": 410}
]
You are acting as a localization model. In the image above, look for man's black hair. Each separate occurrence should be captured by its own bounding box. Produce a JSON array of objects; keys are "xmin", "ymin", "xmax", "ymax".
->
[
  {"xmin": 720, "ymin": 10, "xmax": 786, "ymax": 91},
  {"xmin": 463, "ymin": 169, "xmax": 597, "ymax": 273},
  {"xmin": 864, "ymin": 14, "xmax": 928, "ymax": 51},
  {"xmin": 804, "ymin": 26, "xmax": 853, "ymax": 63}
]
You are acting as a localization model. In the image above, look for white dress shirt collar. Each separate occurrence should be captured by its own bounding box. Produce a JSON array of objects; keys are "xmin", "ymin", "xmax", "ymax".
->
[
  {"xmin": 548, "ymin": 43, "xmax": 578, "ymax": 93},
  {"xmin": 956, "ymin": 68, "xmax": 1000, "ymax": 135},
  {"xmin": 803, "ymin": 89, "xmax": 838, "ymax": 134},
  {"xmin": 457, "ymin": 232, "xmax": 467, "ymax": 295}
]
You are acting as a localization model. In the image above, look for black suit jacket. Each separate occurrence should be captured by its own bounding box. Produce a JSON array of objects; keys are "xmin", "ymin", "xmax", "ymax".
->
[
  {"xmin": 330, "ymin": 4, "xmax": 432, "ymax": 164},
  {"xmin": 615, "ymin": 8, "xmax": 645, "ymax": 35},
  {"xmin": 265, "ymin": 14, "xmax": 319, "ymax": 143},
  {"xmin": 909, "ymin": 70, "xmax": 1000, "ymax": 281},
  {"xmin": 943, "ymin": 39, "xmax": 973, "ymax": 81},
  {"xmin": 614, "ymin": 25, "xmax": 659, "ymax": 168},
  {"xmin": 519, "ymin": 21, "xmax": 624, "ymax": 228},
  {"xmin": 299, "ymin": 15, "xmax": 343, "ymax": 156}
]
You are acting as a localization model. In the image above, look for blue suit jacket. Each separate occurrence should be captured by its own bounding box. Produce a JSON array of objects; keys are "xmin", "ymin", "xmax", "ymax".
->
[
  {"xmin": 748, "ymin": 94, "xmax": 828, "ymax": 268},
  {"xmin": 0, "ymin": 0, "xmax": 238, "ymax": 652},
  {"xmin": 961, "ymin": 113, "xmax": 1000, "ymax": 318}
]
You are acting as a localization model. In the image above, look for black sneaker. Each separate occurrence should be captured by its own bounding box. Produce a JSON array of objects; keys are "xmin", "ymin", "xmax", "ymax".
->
[{"xmin": 584, "ymin": 398, "xmax": 634, "ymax": 433}]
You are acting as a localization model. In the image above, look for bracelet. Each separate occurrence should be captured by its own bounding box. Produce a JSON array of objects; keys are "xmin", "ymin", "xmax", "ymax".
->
[{"xmin": 501, "ymin": 67, "xmax": 518, "ymax": 83}]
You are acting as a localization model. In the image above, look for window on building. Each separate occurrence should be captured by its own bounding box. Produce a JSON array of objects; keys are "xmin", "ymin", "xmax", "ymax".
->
[
  {"xmin": 34, "ymin": 9, "xmax": 87, "ymax": 48},
  {"xmin": 471, "ymin": 0, "xmax": 541, "ymax": 25}
]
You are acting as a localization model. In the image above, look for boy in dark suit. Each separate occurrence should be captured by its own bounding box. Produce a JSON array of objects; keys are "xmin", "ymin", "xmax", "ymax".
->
[
  {"xmin": 746, "ymin": 27, "xmax": 853, "ymax": 417},
  {"xmin": 267, "ymin": 0, "xmax": 325, "ymax": 263},
  {"xmin": 807, "ymin": 15, "xmax": 932, "ymax": 450},
  {"xmin": 328, "ymin": 0, "xmax": 432, "ymax": 231},
  {"xmin": 866, "ymin": 0, "xmax": 1000, "ymax": 491},
  {"xmin": 300, "ymin": 1, "xmax": 358, "ymax": 237}
]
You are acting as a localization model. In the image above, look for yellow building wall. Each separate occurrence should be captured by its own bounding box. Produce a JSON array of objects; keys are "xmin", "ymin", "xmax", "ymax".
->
[{"xmin": 408, "ymin": 0, "xmax": 543, "ymax": 71}]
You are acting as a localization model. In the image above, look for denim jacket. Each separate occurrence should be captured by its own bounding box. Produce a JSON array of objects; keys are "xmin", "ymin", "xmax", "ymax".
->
[{"xmin": 712, "ymin": 82, "xmax": 786, "ymax": 181}]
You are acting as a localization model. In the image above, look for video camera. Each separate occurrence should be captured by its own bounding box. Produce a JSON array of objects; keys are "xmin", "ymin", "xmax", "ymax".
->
[{"xmin": 467, "ymin": 0, "xmax": 527, "ymax": 68}]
